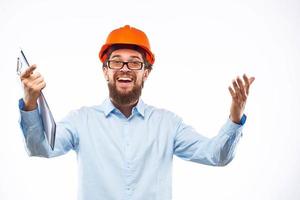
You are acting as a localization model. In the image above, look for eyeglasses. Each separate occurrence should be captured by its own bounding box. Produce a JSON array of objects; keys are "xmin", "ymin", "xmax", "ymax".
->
[{"xmin": 107, "ymin": 60, "xmax": 144, "ymax": 70}]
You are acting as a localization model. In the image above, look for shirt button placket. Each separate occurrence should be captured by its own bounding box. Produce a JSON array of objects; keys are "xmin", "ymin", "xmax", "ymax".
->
[{"xmin": 123, "ymin": 121, "xmax": 133, "ymax": 198}]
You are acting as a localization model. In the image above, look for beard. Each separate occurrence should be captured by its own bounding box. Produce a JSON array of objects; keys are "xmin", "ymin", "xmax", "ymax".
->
[{"xmin": 108, "ymin": 72, "xmax": 144, "ymax": 105}]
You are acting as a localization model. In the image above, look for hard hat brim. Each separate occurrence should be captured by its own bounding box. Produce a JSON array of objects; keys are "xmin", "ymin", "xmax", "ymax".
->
[{"xmin": 99, "ymin": 43, "xmax": 155, "ymax": 65}]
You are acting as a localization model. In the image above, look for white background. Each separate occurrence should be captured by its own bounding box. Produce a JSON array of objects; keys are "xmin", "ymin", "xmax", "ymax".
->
[{"xmin": 0, "ymin": 0, "xmax": 299, "ymax": 199}]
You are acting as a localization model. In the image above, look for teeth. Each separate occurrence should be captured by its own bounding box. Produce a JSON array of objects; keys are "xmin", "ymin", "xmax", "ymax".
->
[{"xmin": 117, "ymin": 77, "xmax": 132, "ymax": 81}]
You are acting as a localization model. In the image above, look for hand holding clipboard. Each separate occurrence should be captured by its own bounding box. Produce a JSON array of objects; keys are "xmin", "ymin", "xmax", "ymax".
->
[{"xmin": 17, "ymin": 49, "xmax": 56, "ymax": 150}]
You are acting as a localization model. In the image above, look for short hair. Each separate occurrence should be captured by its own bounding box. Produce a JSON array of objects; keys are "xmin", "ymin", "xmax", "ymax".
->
[{"xmin": 102, "ymin": 44, "xmax": 153, "ymax": 71}]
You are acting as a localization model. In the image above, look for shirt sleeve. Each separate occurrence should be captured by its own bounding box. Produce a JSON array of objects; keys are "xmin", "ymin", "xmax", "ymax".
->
[
  {"xmin": 173, "ymin": 115, "xmax": 246, "ymax": 166},
  {"xmin": 19, "ymin": 98, "xmax": 79, "ymax": 158}
]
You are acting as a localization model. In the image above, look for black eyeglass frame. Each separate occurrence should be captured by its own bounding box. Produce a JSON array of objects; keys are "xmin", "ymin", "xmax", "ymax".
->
[{"xmin": 106, "ymin": 60, "xmax": 144, "ymax": 70}]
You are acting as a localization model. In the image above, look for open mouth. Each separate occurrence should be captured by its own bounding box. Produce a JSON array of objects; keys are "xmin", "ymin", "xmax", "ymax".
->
[
  {"xmin": 116, "ymin": 77, "xmax": 134, "ymax": 83},
  {"xmin": 116, "ymin": 77, "xmax": 134, "ymax": 88}
]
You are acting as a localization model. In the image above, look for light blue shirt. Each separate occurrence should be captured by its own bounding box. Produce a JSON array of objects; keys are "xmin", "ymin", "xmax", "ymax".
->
[{"xmin": 19, "ymin": 98, "xmax": 246, "ymax": 200}]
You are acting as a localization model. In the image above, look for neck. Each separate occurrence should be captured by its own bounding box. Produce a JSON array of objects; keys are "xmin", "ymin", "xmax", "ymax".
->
[{"xmin": 110, "ymin": 98, "xmax": 139, "ymax": 118}]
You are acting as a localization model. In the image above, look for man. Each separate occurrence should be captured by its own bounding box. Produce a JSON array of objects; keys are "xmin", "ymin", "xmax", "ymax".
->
[{"xmin": 19, "ymin": 25, "xmax": 255, "ymax": 200}]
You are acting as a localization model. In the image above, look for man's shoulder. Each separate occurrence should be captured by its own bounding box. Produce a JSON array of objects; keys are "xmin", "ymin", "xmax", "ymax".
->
[
  {"xmin": 143, "ymin": 102, "xmax": 181, "ymax": 121},
  {"xmin": 76, "ymin": 104, "xmax": 105, "ymax": 114},
  {"xmin": 63, "ymin": 104, "xmax": 105, "ymax": 119}
]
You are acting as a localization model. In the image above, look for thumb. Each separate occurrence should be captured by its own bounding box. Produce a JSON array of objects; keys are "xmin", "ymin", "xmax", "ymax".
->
[{"xmin": 21, "ymin": 64, "xmax": 37, "ymax": 79}]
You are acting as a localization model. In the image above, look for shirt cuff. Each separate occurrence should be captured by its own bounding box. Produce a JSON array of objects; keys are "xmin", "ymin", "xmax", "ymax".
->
[
  {"xmin": 228, "ymin": 114, "xmax": 247, "ymax": 125},
  {"xmin": 222, "ymin": 114, "xmax": 246, "ymax": 137},
  {"xmin": 239, "ymin": 114, "xmax": 247, "ymax": 125},
  {"xmin": 19, "ymin": 98, "xmax": 40, "ymax": 126}
]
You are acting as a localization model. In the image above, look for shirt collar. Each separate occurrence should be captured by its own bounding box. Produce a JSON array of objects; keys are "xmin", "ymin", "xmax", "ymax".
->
[
  {"xmin": 102, "ymin": 98, "xmax": 115, "ymax": 117},
  {"xmin": 101, "ymin": 98, "xmax": 145, "ymax": 118}
]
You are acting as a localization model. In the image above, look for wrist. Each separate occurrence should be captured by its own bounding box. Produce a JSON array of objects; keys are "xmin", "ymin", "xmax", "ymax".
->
[
  {"xmin": 230, "ymin": 114, "xmax": 247, "ymax": 125},
  {"xmin": 230, "ymin": 113, "xmax": 242, "ymax": 124},
  {"xmin": 24, "ymin": 99, "xmax": 38, "ymax": 111},
  {"xmin": 230, "ymin": 116, "xmax": 240, "ymax": 124}
]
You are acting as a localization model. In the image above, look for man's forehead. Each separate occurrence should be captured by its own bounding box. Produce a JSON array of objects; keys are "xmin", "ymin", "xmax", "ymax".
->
[{"xmin": 110, "ymin": 49, "xmax": 143, "ymax": 59}]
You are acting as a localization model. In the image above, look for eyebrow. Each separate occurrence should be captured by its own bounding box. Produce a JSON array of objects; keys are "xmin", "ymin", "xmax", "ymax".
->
[{"xmin": 110, "ymin": 55, "xmax": 142, "ymax": 61}]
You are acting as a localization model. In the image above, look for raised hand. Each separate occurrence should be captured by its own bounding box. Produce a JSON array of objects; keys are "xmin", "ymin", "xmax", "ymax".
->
[
  {"xmin": 228, "ymin": 74, "xmax": 255, "ymax": 124},
  {"xmin": 20, "ymin": 64, "xmax": 46, "ymax": 111}
]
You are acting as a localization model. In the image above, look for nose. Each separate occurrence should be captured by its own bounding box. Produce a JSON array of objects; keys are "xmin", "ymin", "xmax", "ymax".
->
[{"xmin": 120, "ymin": 63, "xmax": 131, "ymax": 72}]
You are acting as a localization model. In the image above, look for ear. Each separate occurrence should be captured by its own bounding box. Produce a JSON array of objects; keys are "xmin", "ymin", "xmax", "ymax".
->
[
  {"xmin": 143, "ymin": 69, "xmax": 150, "ymax": 81},
  {"xmin": 102, "ymin": 67, "xmax": 109, "ymax": 81}
]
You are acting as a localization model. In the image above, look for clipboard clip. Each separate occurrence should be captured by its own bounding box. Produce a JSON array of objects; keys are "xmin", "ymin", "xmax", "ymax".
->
[{"xmin": 17, "ymin": 49, "xmax": 30, "ymax": 76}]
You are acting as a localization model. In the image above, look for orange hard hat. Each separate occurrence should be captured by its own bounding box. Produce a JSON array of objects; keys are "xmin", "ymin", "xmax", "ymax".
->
[{"xmin": 99, "ymin": 25, "xmax": 155, "ymax": 65}]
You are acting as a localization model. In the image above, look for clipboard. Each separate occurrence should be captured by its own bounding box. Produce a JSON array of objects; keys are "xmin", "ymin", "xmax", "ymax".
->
[{"xmin": 17, "ymin": 49, "xmax": 56, "ymax": 150}]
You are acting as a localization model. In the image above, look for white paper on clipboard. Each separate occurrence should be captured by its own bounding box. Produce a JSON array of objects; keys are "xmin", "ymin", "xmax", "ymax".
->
[{"xmin": 17, "ymin": 49, "xmax": 56, "ymax": 150}]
